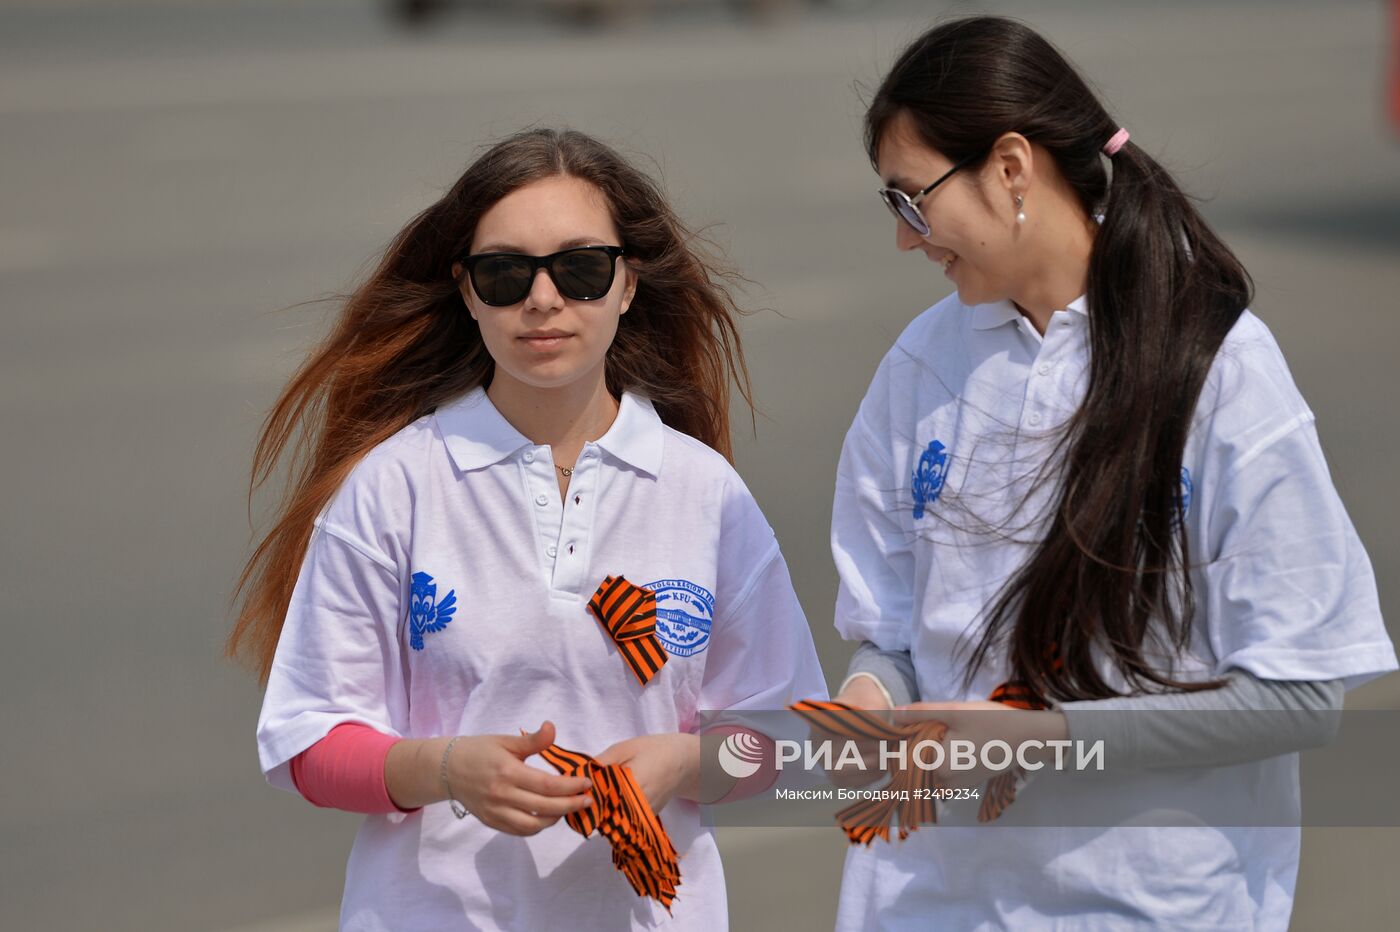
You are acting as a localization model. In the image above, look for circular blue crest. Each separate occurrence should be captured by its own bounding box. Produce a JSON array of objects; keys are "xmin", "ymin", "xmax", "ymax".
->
[{"xmin": 644, "ymin": 578, "xmax": 714, "ymax": 658}]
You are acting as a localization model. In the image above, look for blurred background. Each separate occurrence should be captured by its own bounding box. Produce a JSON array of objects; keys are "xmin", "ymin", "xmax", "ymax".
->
[{"xmin": 3, "ymin": 0, "xmax": 1398, "ymax": 929}]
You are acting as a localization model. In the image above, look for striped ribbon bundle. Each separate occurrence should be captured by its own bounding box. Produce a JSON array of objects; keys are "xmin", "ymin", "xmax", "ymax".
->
[
  {"xmin": 789, "ymin": 699, "xmax": 947, "ymax": 845},
  {"xmin": 979, "ymin": 679, "xmax": 1052, "ymax": 823},
  {"xmin": 588, "ymin": 575, "xmax": 668, "ymax": 687},
  {"xmin": 789, "ymin": 681, "xmax": 1051, "ymax": 844},
  {"xmin": 539, "ymin": 742, "xmax": 682, "ymax": 912}
]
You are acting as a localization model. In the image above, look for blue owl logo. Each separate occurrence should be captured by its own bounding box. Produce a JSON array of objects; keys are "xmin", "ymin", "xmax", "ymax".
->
[
  {"xmin": 408, "ymin": 571, "xmax": 457, "ymax": 651},
  {"xmin": 1174, "ymin": 467, "xmax": 1194, "ymax": 528},
  {"xmin": 912, "ymin": 440, "xmax": 949, "ymax": 519}
]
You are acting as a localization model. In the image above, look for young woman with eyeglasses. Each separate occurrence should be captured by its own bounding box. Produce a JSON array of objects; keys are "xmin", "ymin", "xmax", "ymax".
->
[
  {"xmin": 230, "ymin": 128, "xmax": 826, "ymax": 930},
  {"xmin": 826, "ymin": 16, "xmax": 1394, "ymax": 930}
]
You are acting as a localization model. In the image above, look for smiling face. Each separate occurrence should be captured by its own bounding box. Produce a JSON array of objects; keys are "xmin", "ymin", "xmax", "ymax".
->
[
  {"xmin": 454, "ymin": 174, "xmax": 636, "ymax": 394},
  {"xmin": 875, "ymin": 111, "xmax": 1024, "ymax": 307}
]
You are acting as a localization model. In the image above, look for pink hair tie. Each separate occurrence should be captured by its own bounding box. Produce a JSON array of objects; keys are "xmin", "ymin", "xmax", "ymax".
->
[{"xmin": 1103, "ymin": 128, "xmax": 1130, "ymax": 156}]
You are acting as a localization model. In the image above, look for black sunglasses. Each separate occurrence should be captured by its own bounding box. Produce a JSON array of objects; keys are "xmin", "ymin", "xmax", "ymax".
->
[
  {"xmin": 459, "ymin": 245, "xmax": 626, "ymax": 307},
  {"xmin": 877, "ymin": 148, "xmax": 988, "ymax": 238}
]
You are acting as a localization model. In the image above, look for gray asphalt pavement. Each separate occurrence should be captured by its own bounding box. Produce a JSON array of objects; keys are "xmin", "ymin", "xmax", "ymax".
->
[{"xmin": 2, "ymin": 1, "xmax": 1398, "ymax": 929}]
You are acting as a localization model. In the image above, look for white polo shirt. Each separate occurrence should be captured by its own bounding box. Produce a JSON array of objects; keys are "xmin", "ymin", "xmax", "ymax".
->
[
  {"xmin": 831, "ymin": 293, "xmax": 1396, "ymax": 931},
  {"xmin": 257, "ymin": 387, "xmax": 828, "ymax": 932}
]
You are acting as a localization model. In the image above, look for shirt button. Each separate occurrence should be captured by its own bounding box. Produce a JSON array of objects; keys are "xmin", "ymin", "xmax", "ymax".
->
[
  {"xmin": 535, "ymin": 494, "xmax": 549, "ymax": 506},
  {"xmin": 1028, "ymin": 413, "xmax": 1043, "ymax": 426},
  {"xmin": 546, "ymin": 544, "xmax": 558, "ymax": 557},
  {"xmin": 523, "ymin": 451, "xmax": 535, "ymax": 463},
  {"xmin": 1037, "ymin": 362, "xmax": 1052, "ymax": 375}
]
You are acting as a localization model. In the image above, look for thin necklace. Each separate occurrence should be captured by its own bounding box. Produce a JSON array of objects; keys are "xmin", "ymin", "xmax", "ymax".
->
[{"xmin": 553, "ymin": 400, "xmax": 614, "ymax": 480}]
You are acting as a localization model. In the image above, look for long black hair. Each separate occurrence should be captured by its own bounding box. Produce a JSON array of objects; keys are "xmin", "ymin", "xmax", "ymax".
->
[{"xmin": 867, "ymin": 16, "xmax": 1252, "ymax": 701}]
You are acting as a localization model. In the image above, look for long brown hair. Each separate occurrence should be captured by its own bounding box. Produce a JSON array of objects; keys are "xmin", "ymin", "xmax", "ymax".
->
[
  {"xmin": 229, "ymin": 128, "xmax": 754, "ymax": 682},
  {"xmin": 867, "ymin": 17, "xmax": 1251, "ymax": 701}
]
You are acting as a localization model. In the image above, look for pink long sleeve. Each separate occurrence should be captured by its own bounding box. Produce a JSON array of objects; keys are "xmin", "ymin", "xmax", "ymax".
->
[{"xmin": 289, "ymin": 722, "xmax": 417, "ymax": 814}]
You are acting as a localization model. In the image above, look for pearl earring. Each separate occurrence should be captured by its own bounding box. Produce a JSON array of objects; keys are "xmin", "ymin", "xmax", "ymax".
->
[{"xmin": 1014, "ymin": 193, "xmax": 1026, "ymax": 225}]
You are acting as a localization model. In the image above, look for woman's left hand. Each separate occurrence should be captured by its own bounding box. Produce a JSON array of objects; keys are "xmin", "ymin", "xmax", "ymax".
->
[
  {"xmin": 893, "ymin": 701, "xmax": 1069, "ymax": 789},
  {"xmin": 594, "ymin": 732, "xmax": 700, "ymax": 812}
]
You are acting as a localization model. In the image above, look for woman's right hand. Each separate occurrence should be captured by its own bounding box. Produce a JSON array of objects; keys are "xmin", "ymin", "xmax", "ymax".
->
[
  {"xmin": 387, "ymin": 721, "xmax": 594, "ymax": 835},
  {"xmin": 445, "ymin": 721, "xmax": 595, "ymax": 835}
]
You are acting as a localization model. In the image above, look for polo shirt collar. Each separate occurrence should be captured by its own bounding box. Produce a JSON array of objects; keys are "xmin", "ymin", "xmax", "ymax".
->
[
  {"xmin": 436, "ymin": 387, "xmax": 531, "ymax": 472},
  {"xmin": 969, "ymin": 293, "xmax": 1089, "ymax": 330},
  {"xmin": 435, "ymin": 386, "xmax": 664, "ymax": 477},
  {"xmin": 594, "ymin": 391, "xmax": 665, "ymax": 477},
  {"xmin": 970, "ymin": 299, "xmax": 1021, "ymax": 331}
]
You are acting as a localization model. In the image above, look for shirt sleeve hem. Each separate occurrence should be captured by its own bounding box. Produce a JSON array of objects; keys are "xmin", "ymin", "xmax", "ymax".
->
[
  {"xmin": 834, "ymin": 618, "xmax": 912, "ymax": 652},
  {"xmin": 258, "ymin": 712, "xmax": 405, "ymax": 792},
  {"xmin": 838, "ymin": 672, "xmax": 897, "ymax": 709},
  {"xmin": 1214, "ymin": 642, "xmax": 1399, "ymax": 691}
]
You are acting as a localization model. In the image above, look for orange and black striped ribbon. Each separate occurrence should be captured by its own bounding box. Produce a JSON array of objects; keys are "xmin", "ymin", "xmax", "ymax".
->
[
  {"xmin": 539, "ymin": 742, "xmax": 682, "ymax": 912},
  {"xmin": 977, "ymin": 679, "xmax": 1051, "ymax": 823},
  {"xmin": 977, "ymin": 649, "xmax": 1060, "ymax": 821},
  {"xmin": 790, "ymin": 699, "xmax": 947, "ymax": 845},
  {"xmin": 789, "ymin": 677, "xmax": 1053, "ymax": 843},
  {"xmin": 588, "ymin": 575, "xmax": 667, "ymax": 687}
]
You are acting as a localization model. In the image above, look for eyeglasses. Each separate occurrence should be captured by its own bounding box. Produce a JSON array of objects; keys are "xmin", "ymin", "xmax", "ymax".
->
[
  {"xmin": 459, "ymin": 245, "xmax": 626, "ymax": 307},
  {"xmin": 877, "ymin": 149, "xmax": 987, "ymax": 238}
]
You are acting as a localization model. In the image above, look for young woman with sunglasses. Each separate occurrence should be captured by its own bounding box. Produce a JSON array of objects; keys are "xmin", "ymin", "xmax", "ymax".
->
[
  {"xmin": 230, "ymin": 128, "xmax": 826, "ymax": 930},
  {"xmin": 827, "ymin": 17, "xmax": 1394, "ymax": 930}
]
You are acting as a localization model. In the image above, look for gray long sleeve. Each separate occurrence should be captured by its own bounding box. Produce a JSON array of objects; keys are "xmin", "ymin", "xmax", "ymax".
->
[
  {"xmin": 1058, "ymin": 670, "xmax": 1342, "ymax": 770},
  {"xmin": 842, "ymin": 639, "xmax": 920, "ymax": 707},
  {"xmin": 841, "ymin": 640, "xmax": 1342, "ymax": 770}
]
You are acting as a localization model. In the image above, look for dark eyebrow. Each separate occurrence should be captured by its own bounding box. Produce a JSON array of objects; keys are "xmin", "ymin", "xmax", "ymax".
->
[
  {"xmin": 882, "ymin": 176, "xmax": 915, "ymax": 192},
  {"xmin": 472, "ymin": 236, "xmax": 617, "ymax": 255}
]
